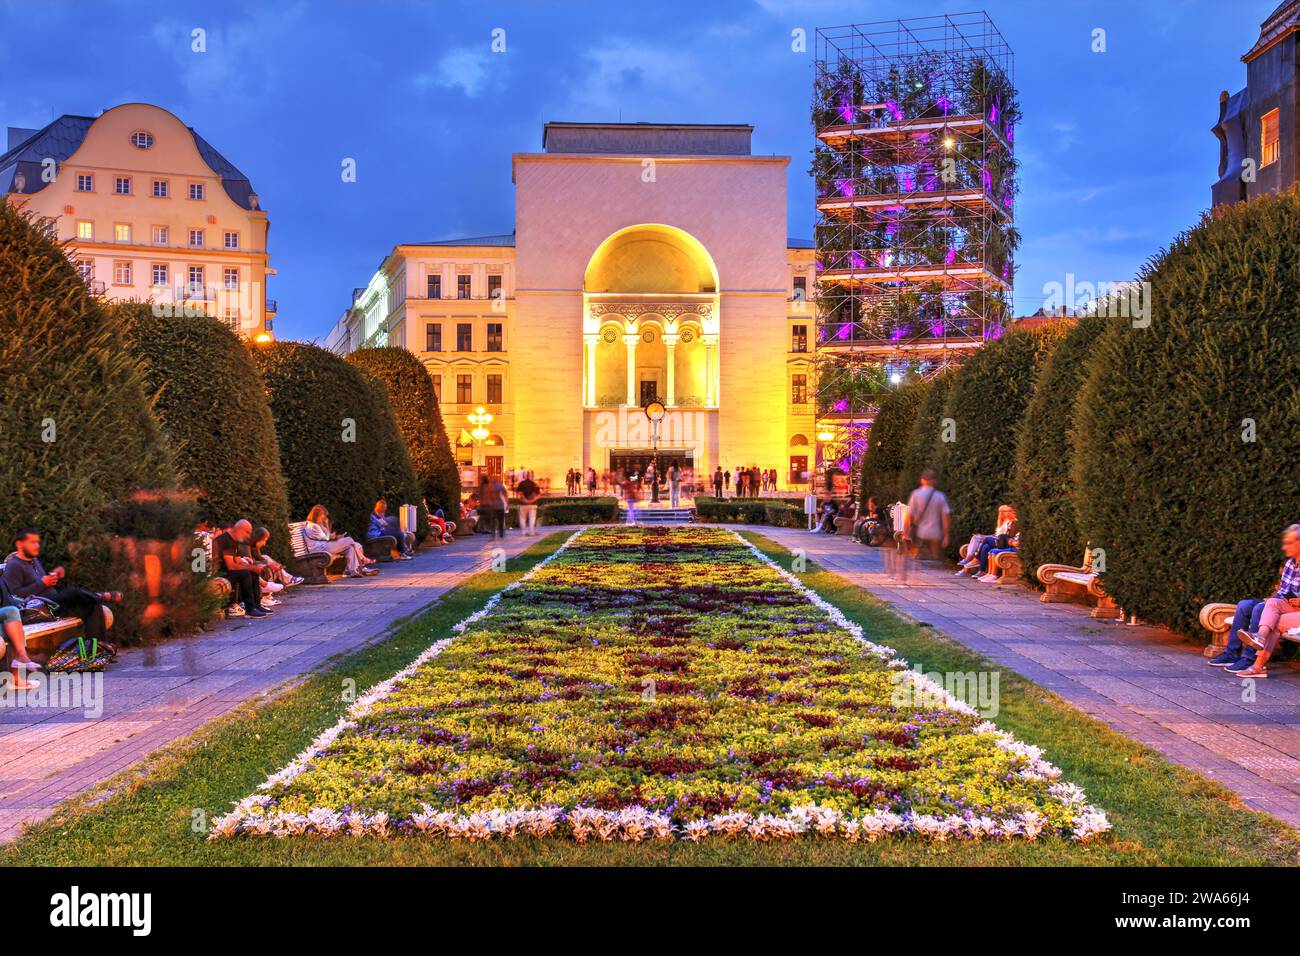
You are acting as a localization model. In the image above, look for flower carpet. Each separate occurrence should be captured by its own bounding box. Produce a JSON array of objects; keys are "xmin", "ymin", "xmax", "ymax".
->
[{"xmin": 214, "ymin": 526, "xmax": 1109, "ymax": 843}]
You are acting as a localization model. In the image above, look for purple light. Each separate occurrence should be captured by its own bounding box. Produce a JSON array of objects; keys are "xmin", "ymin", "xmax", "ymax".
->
[
  {"xmin": 989, "ymin": 96, "xmax": 1001, "ymax": 127},
  {"xmin": 885, "ymin": 99, "xmax": 903, "ymax": 122},
  {"xmin": 900, "ymin": 170, "xmax": 916, "ymax": 192},
  {"xmin": 833, "ymin": 399, "xmax": 849, "ymax": 412},
  {"xmin": 924, "ymin": 175, "xmax": 938, "ymax": 191},
  {"xmin": 835, "ymin": 323, "xmax": 851, "ymax": 341},
  {"xmin": 1006, "ymin": 124, "xmax": 1014, "ymax": 143},
  {"xmin": 945, "ymin": 246, "xmax": 957, "ymax": 265},
  {"xmin": 838, "ymin": 94, "xmax": 854, "ymax": 125},
  {"xmin": 876, "ymin": 251, "xmax": 892, "ymax": 268},
  {"xmin": 936, "ymin": 95, "xmax": 952, "ymax": 115},
  {"xmin": 981, "ymin": 167, "xmax": 993, "ymax": 192},
  {"xmin": 849, "ymin": 250, "xmax": 867, "ymax": 271},
  {"xmin": 929, "ymin": 321, "xmax": 945, "ymax": 337},
  {"xmin": 835, "ymin": 177, "xmax": 854, "ymax": 198}
]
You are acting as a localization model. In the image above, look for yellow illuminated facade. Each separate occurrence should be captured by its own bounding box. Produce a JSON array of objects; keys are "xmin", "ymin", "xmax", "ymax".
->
[{"xmin": 325, "ymin": 122, "xmax": 816, "ymax": 490}]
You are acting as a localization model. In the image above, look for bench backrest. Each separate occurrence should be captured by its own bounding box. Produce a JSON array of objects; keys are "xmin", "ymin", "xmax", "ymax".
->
[{"xmin": 288, "ymin": 522, "xmax": 312, "ymax": 559}]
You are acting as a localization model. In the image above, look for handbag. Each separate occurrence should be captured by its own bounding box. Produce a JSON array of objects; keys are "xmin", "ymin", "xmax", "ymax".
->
[
  {"xmin": 20, "ymin": 596, "xmax": 59, "ymax": 626},
  {"xmin": 45, "ymin": 635, "xmax": 117, "ymax": 673}
]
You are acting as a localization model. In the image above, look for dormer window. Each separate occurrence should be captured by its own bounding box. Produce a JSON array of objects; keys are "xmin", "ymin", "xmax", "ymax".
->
[{"xmin": 130, "ymin": 131, "xmax": 154, "ymax": 149}]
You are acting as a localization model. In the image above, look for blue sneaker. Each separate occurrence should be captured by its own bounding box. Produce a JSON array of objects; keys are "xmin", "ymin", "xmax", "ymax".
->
[
  {"xmin": 1207, "ymin": 651, "xmax": 1239, "ymax": 667},
  {"xmin": 1226, "ymin": 657, "xmax": 1256, "ymax": 673}
]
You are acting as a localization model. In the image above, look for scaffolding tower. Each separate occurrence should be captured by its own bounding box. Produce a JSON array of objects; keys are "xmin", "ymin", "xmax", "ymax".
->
[{"xmin": 812, "ymin": 12, "xmax": 1018, "ymax": 475}]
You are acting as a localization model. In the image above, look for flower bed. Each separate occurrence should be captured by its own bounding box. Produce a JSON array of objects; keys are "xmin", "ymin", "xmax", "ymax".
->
[{"xmin": 214, "ymin": 526, "xmax": 1108, "ymax": 843}]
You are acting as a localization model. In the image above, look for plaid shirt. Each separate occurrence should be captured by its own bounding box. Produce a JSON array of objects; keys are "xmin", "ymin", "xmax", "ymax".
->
[{"xmin": 1276, "ymin": 558, "xmax": 1300, "ymax": 599}]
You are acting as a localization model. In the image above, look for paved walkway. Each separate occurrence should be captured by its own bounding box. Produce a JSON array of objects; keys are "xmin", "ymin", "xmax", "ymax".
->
[
  {"xmin": 760, "ymin": 527, "xmax": 1300, "ymax": 829},
  {"xmin": 0, "ymin": 530, "xmax": 565, "ymax": 842}
]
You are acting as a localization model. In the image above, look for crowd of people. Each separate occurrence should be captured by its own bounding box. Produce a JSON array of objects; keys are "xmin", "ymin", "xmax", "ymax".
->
[{"xmin": 709, "ymin": 466, "xmax": 781, "ymax": 498}]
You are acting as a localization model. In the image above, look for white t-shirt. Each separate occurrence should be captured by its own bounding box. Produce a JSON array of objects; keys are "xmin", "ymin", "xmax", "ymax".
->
[{"xmin": 906, "ymin": 486, "xmax": 950, "ymax": 542}]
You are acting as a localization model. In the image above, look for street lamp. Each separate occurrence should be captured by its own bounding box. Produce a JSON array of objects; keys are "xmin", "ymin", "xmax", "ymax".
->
[
  {"xmin": 644, "ymin": 399, "xmax": 666, "ymax": 504},
  {"xmin": 467, "ymin": 406, "xmax": 493, "ymax": 470}
]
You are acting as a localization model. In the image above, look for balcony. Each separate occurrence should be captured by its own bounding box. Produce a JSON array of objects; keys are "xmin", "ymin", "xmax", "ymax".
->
[
  {"xmin": 816, "ymin": 114, "xmax": 1012, "ymax": 152},
  {"xmin": 265, "ymin": 299, "xmax": 277, "ymax": 314}
]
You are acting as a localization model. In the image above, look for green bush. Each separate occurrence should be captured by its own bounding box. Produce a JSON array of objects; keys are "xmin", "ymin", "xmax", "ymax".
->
[
  {"xmin": 859, "ymin": 379, "xmax": 927, "ymax": 505},
  {"xmin": 898, "ymin": 371, "xmax": 954, "ymax": 500},
  {"xmin": 932, "ymin": 326, "xmax": 1067, "ymax": 557},
  {"xmin": 251, "ymin": 341, "xmax": 404, "ymax": 542},
  {"xmin": 346, "ymin": 348, "xmax": 460, "ymax": 515},
  {"xmin": 1072, "ymin": 191, "xmax": 1300, "ymax": 635},
  {"xmin": 0, "ymin": 205, "xmax": 175, "ymax": 564},
  {"xmin": 1011, "ymin": 315, "xmax": 1110, "ymax": 581},
  {"xmin": 538, "ymin": 499, "xmax": 619, "ymax": 525},
  {"xmin": 694, "ymin": 497, "xmax": 803, "ymax": 526},
  {"xmin": 115, "ymin": 302, "xmax": 292, "ymax": 561},
  {"xmin": 363, "ymin": 375, "xmax": 424, "ymax": 531}
]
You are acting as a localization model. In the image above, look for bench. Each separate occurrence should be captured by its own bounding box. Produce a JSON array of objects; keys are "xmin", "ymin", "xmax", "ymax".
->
[
  {"xmin": 0, "ymin": 562, "xmax": 115, "ymax": 667},
  {"xmin": 289, "ymin": 523, "xmax": 395, "ymax": 583},
  {"xmin": 1037, "ymin": 550, "xmax": 1122, "ymax": 619},
  {"xmin": 1198, "ymin": 600, "xmax": 1300, "ymax": 659},
  {"xmin": 958, "ymin": 541, "xmax": 1024, "ymax": 585}
]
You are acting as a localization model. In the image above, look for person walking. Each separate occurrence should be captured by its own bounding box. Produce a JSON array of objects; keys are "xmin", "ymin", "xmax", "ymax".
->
[
  {"xmin": 902, "ymin": 469, "xmax": 951, "ymax": 563},
  {"xmin": 487, "ymin": 474, "xmax": 509, "ymax": 538},
  {"xmin": 587, "ymin": 467, "xmax": 597, "ymax": 496},
  {"xmin": 668, "ymin": 460, "xmax": 682, "ymax": 508},
  {"xmin": 516, "ymin": 473, "xmax": 541, "ymax": 536},
  {"xmin": 713, "ymin": 467, "xmax": 724, "ymax": 500}
]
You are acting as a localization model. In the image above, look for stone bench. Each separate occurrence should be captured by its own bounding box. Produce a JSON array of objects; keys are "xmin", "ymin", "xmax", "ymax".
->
[
  {"xmin": 1198, "ymin": 601, "xmax": 1300, "ymax": 658},
  {"xmin": 958, "ymin": 542, "xmax": 1024, "ymax": 585},
  {"xmin": 1037, "ymin": 559, "xmax": 1122, "ymax": 619},
  {"xmin": 289, "ymin": 522, "xmax": 394, "ymax": 584}
]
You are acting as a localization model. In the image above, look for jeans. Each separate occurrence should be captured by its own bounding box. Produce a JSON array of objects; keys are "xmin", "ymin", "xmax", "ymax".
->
[
  {"xmin": 222, "ymin": 570, "xmax": 262, "ymax": 612},
  {"xmin": 45, "ymin": 586, "xmax": 109, "ymax": 641},
  {"xmin": 518, "ymin": 504, "xmax": 538, "ymax": 535},
  {"xmin": 1226, "ymin": 598, "xmax": 1265, "ymax": 662},
  {"xmin": 670, "ymin": 483, "xmax": 680, "ymax": 507}
]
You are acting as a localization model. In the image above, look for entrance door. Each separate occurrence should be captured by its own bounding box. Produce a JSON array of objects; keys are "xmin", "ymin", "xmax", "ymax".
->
[
  {"xmin": 485, "ymin": 455, "xmax": 504, "ymax": 481},
  {"xmin": 789, "ymin": 455, "xmax": 809, "ymax": 487},
  {"xmin": 639, "ymin": 379, "xmax": 660, "ymax": 406}
]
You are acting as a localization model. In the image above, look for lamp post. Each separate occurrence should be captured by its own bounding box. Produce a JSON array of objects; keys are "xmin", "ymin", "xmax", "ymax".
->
[
  {"xmin": 467, "ymin": 405, "xmax": 493, "ymax": 470},
  {"xmin": 644, "ymin": 399, "xmax": 666, "ymax": 504}
]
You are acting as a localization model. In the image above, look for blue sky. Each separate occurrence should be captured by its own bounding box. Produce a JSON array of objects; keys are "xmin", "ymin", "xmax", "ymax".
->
[{"xmin": 0, "ymin": 0, "xmax": 1263, "ymax": 341}]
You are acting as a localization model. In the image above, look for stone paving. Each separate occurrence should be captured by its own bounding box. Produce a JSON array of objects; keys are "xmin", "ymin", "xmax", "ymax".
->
[
  {"xmin": 759, "ymin": 526, "xmax": 1300, "ymax": 829},
  {"xmin": 0, "ymin": 530, "xmax": 564, "ymax": 842}
]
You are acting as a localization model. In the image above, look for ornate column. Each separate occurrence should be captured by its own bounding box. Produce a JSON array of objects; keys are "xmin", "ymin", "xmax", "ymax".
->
[
  {"xmin": 583, "ymin": 333, "xmax": 599, "ymax": 406},
  {"xmin": 663, "ymin": 332, "xmax": 678, "ymax": 407},
  {"xmin": 623, "ymin": 332, "xmax": 639, "ymax": 407},
  {"xmin": 703, "ymin": 333, "xmax": 719, "ymax": 407}
]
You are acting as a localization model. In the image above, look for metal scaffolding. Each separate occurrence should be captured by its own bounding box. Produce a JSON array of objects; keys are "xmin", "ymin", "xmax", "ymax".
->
[{"xmin": 812, "ymin": 12, "xmax": 1017, "ymax": 475}]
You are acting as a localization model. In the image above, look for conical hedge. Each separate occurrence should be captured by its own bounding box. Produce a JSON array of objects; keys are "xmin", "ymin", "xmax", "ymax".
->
[
  {"xmin": 931, "ymin": 326, "xmax": 1067, "ymax": 557},
  {"xmin": 1011, "ymin": 314, "xmax": 1110, "ymax": 581},
  {"xmin": 1072, "ymin": 190, "xmax": 1300, "ymax": 634},
  {"xmin": 899, "ymin": 369, "xmax": 954, "ymax": 500},
  {"xmin": 116, "ymin": 302, "xmax": 292, "ymax": 561},
  {"xmin": 346, "ymin": 347, "xmax": 460, "ymax": 515},
  {"xmin": 251, "ymin": 340, "xmax": 403, "ymax": 542},
  {"xmin": 0, "ymin": 204, "xmax": 174, "ymax": 563},
  {"xmin": 858, "ymin": 378, "xmax": 927, "ymax": 506}
]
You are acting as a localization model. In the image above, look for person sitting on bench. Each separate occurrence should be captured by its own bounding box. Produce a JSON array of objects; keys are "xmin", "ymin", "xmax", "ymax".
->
[
  {"xmin": 251, "ymin": 527, "xmax": 304, "ymax": 590},
  {"xmin": 3, "ymin": 528, "xmax": 118, "ymax": 650},
  {"xmin": 304, "ymin": 505, "xmax": 377, "ymax": 578},
  {"xmin": 0, "ymin": 575, "xmax": 41, "ymax": 689},
  {"xmin": 369, "ymin": 500, "xmax": 414, "ymax": 560},
  {"xmin": 956, "ymin": 505, "xmax": 1018, "ymax": 578},
  {"xmin": 214, "ymin": 520, "xmax": 274, "ymax": 618},
  {"xmin": 1234, "ymin": 523, "xmax": 1300, "ymax": 680},
  {"xmin": 854, "ymin": 496, "xmax": 891, "ymax": 546}
]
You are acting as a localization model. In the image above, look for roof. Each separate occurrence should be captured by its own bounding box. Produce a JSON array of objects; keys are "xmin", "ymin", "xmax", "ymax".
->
[
  {"xmin": 787, "ymin": 237, "xmax": 815, "ymax": 249},
  {"xmin": 411, "ymin": 233, "xmax": 517, "ymax": 247},
  {"xmin": 0, "ymin": 109, "xmax": 260, "ymax": 209},
  {"xmin": 541, "ymin": 121, "xmax": 754, "ymax": 156},
  {"xmin": 1245, "ymin": 0, "xmax": 1300, "ymax": 61}
]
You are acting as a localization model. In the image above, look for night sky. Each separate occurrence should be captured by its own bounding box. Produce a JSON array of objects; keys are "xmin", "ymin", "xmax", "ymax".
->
[{"xmin": 0, "ymin": 0, "xmax": 1261, "ymax": 341}]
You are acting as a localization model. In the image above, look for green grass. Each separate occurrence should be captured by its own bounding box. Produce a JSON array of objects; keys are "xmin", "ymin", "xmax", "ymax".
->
[{"xmin": 6, "ymin": 530, "xmax": 1297, "ymax": 866}]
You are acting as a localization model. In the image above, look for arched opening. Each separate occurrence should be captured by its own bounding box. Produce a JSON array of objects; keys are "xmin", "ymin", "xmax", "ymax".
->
[{"xmin": 584, "ymin": 224, "xmax": 719, "ymax": 294}]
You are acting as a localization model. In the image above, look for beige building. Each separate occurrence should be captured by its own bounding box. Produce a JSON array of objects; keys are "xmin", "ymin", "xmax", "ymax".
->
[
  {"xmin": 1, "ymin": 103, "xmax": 275, "ymax": 338},
  {"xmin": 325, "ymin": 122, "xmax": 815, "ymax": 490}
]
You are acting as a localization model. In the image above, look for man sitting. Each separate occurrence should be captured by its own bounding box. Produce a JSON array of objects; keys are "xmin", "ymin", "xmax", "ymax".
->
[
  {"xmin": 213, "ymin": 520, "xmax": 274, "ymax": 618},
  {"xmin": 369, "ymin": 500, "xmax": 414, "ymax": 560},
  {"xmin": 1230, "ymin": 523, "xmax": 1300, "ymax": 679},
  {"xmin": 3, "ymin": 528, "xmax": 119, "ymax": 646}
]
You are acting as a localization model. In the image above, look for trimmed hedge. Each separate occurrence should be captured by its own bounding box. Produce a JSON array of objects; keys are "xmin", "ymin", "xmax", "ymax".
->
[
  {"xmin": 364, "ymin": 375, "xmax": 423, "ymax": 517},
  {"xmin": 898, "ymin": 370, "xmax": 954, "ymax": 500},
  {"xmin": 1072, "ymin": 192, "xmax": 1300, "ymax": 636},
  {"xmin": 932, "ymin": 326, "xmax": 1068, "ymax": 558},
  {"xmin": 858, "ymin": 379, "xmax": 927, "ymax": 506},
  {"xmin": 694, "ymin": 497, "xmax": 804, "ymax": 527},
  {"xmin": 251, "ymin": 341, "xmax": 404, "ymax": 542},
  {"xmin": 1011, "ymin": 314, "xmax": 1110, "ymax": 582},
  {"xmin": 116, "ymin": 302, "xmax": 292, "ymax": 562},
  {"xmin": 539, "ymin": 499, "xmax": 619, "ymax": 525},
  {"xmin": 346, "ymin": 347, "xmax": 460, "ymax": 515},
  {"xmin": 0, "ymin": 204, "xmax": 174, "ymax": 564}
]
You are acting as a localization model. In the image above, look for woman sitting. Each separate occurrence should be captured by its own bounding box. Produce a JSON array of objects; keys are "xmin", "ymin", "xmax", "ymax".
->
[
  {"xmin": 956, "ymin": 504, "xmax": 1019, "ymax": 580},
  {"xmin": 251, "ymin": 527, "xmax": 304, "ymax": 604},
  {"xmin": 0, "ymin": 576, "xmax": 40, "ymax": 690},
  {"xmin": 854, "ymin": 496, "xmax": 892, "ymax": 546},
  {"xmin": 369, "ymin": 500, "xmax": 415, "ymax": 560},
  {"xmin": 304, "ymin": 505, "xmax": 378, "ymax": 578}
]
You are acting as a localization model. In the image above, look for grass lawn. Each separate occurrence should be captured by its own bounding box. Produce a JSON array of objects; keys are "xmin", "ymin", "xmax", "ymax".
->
[{"xmin": 6, "ymin": 529, "xmax": 1297, "ymax": 866}]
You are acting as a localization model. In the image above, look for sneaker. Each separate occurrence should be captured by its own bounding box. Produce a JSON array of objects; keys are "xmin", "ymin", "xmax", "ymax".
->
[
  {"xmin": 1234, "ymin": 664, "xmax": 1268, "ymax": 679},
  {"xmin": 1238, "ymin": 629, "xmax": 1267, "ymax": 651},
  {"xmin": 977, "ymin": 573, "xmax": 998, "ymax": 583},
  {"xmin": 1207, "ymin": 651, "xmax": 1239, "ymax": 667},
  {"xmin": 954, "ymin": 568, "xmax": 970, "ymax": 577},
  {"xmin": 257, "ymin": 604, "xmax": 275, "ymax": 614},
  {"xmin": 262, "ymin": 596, "xmax": 281, "ymax": 607},
  {"xmin": 226, "ymin": 604, "xmax": 246, "ymax": 619},
  {"xmin": 1225, "ymin": 657, "xmax": 1256, "ymax": 673},
  {"xmin": 245, "ymin": 607, "xmax": 269, "ymax": 618},
  {"xmin": 286, "ymin": 575, "xmax": 304, "ymax": 587}
]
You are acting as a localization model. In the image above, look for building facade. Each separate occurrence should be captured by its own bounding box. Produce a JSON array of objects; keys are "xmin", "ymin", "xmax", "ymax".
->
[
  {"xmin": 1213, "ymin": 1, "xmax": 1300, "ymax": 207},
  {"xmin": 1, "ymin": 103, "xmax": 274, "ymax": 338},
  {"xmin": 326, "ymin": 122, "xmax": 816, "ymax": 491}
]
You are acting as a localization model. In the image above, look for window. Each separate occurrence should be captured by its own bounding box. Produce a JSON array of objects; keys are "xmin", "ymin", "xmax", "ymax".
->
[
  {"xmin": 791, "ymin": 374, "xmax": 808, "ymax": 405},
  {"xmin": 487, "ymin": 373, "xmax": 502, "ymax": 404},
  {"xmin": 223, "ymin": 267, "xmax": 240, "ymax": 291},
  {"xmin": 187, "ymin": 265, "xmax": 205, "ymax": 294},
  {"xmin": 487, "ymin": 274, "xmax": 503, "ymax": 300},
  {"xmin": 793, "ymin": 275, "xmax": 807, "ymax": 301},
  {"xmin": 431, "ymin": 374, "xmax": 442, "ymax": 402},
  {"xmin": 189, "ymin": 229, "xmax": 204, "ymax": 248},
  {"xmin": 112, "ymin": 260, "xmax": 132, "ymax": 285},
  {"xmin": 457, "ymin": 274, "xmax": 471, "ymax": 299},
  {"xmin": 224, "ymin": 231, "xmax": 240, "ymax": 249},
  {"xmin": 426, "ymin": 274, "xmax": 441, "ymax": 299},
  {"xmin": 1262, "ymin": 108, "xmax": 1280, "ymax": 167},
  {"xmin": 76, "ymin": 220, "xmax": 94, "ymax": 240},
  {"xmin": 189, "ymin": 183, "xmax": 205, "ymax": 200},
  {"xmin": 486, "ymin": 322, "xmax": 502, "ymax": 352},
  {"xmin": 151, "ymin": 264, "xmax": 168, "ymax": 287},
  {"xmin": 114, "ymin": 176, "xmax": 132, "ymax": 195},
  {"xmin": 76, "ymin": 174, "xmax": 94, "ymax": 192},
  {"xmin": 456, "ymin": 374, "xmax": 472, "ymax": 404},
  {"xmin": 152, "ymin": 225, "xmax": 169, "ymax": 245},
  {"xmin": 456, "ymin": 322, "xmax": 472, "ymax": 351},
  {"xmin": 791, "ymin": 324, "xmax": 808, "ymax": 353},
  {"xmin": 152, "ymin": 179, "xmax": 169, "ymax": 198},
  {"xmin": 114, "ymin": 223, "xmax": 131, "ymax": 243},
  {"xmin": 222, "ymin": 307, "xmax": 240, "ymax": 329},
  {"xmin": 425, "ymin": 323, "xmax": 442, "ymax": 352},
  {"xmin": 130, "ymin": 131, "xmax": 154, "ymax": 149},
  {"xmin": 76, "ymin": 259, "xmax": 93, "ymax": 282}
]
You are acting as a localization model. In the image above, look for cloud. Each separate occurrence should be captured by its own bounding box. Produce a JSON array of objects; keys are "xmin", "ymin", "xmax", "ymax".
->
[
  {"xmin": 148, "ymin": 4, "xmax": 308, "ymax": 101},
  {"xmin": 413, "ymin": 46, "xmax": 500, "ymax": 98}
]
